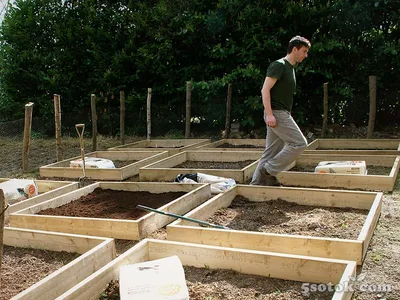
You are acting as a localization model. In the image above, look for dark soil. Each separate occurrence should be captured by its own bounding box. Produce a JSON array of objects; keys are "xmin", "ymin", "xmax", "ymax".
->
[
  {"xmin": 112, "ymin": 160, "xmax": 138, "ymax": 168},
  {"xmin": 207, "ymin": 196, "xmax": 368, "ymax": 239},
  {"xmin": 0, "ymin": 246, "xmax": 80, "ymax": 300},
  {"xmin": 37, "ymin": 188, "xmax": 186, "ymax": 219},
  {"xmin": 217, "ymin": 143, "xmax": 263, "ymax": 148},
  {"xmin": 291, "ymin": 164, "xmax": 392, "ymax": 175},
  {"xmin": 148, "ymin": 146, "xmax": 183, "ymax": 148},
  {"xmin": 175, "ymin": 160, "xmax": 255, "ymax": 169},
  {"xmin": 97, "ymin": 267, "xmax": 334, "ymax": 300}
]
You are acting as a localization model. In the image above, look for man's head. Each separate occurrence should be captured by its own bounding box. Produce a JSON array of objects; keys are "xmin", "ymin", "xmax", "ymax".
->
[{"xmin": 287, "ymin": 36, "xmax": 311, "ymax": 63}]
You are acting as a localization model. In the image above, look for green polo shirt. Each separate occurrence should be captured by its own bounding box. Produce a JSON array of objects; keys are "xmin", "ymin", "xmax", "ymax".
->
[{"xmin": 266, "ymin": 58, "xmax": 296, "ymax": 112}]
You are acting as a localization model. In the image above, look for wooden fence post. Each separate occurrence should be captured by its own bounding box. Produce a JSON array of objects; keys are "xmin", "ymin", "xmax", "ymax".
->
[
  {"xmin": 53, "ymin": 94, "xmax": 62, "ymax": 161},
  {"xmin": 223, "ymin": 83, "xmax": 232, "ymax": 138},
  {"xmin": 0, "ymin": 189, "xmax": 6, "ymax": 273},
  {"xmin": 322, "ymin": 83, "xmax": 328, "ymax": 138},
  {"xmin": 367, "ymin": 76, "xmax": 377, "ymax": 139},
  {"xmin": 147, "ymin": 88, "xmax": 152, "ymax": 140},
  {"xmin": 185, "ymin": 81, "xmax": 192, "ymax": 139},
  {"xmin": 91, "ymin": 94, "xmax": 97, "ymax": 151},
  {"xmin": 120, "ymin": 91, "xmax": 125, "ymax": 145},
  {"xmin": 22, "ymin": 102, "xmax": 34, "ymax": 173}
]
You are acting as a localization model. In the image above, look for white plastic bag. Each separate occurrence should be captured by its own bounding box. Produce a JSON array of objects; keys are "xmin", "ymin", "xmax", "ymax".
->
[
  {"xmin": 175, "ymin": 173, "xmax": 236, "ymax": 194},
  {"xmin": 70, "ymin": 157, "xmax": 116, "ymax": 169},
  {"xmin": 119, "ymin": 256, "xmax": 189, "ymax": 300},
  {"xmin": 0, "ymin": 179, "xmax": 39, "ymax": 205}
]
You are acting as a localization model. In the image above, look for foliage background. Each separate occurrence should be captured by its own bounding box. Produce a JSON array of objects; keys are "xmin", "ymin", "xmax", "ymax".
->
[{"xmin": 0, "ymin": 0, "xmax": 398, "ymax": 136}]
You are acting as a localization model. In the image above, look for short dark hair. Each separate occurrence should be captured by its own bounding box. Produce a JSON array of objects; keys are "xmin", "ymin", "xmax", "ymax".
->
[{"xmin": 287, "ymin": 36, "xmax": 311, "ymax": 54}]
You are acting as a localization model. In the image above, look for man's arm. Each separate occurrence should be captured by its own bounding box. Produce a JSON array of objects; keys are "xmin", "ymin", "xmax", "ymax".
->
[{"xmin": 261, "ymin": 76, "xmax": 278, "ymax": 128}]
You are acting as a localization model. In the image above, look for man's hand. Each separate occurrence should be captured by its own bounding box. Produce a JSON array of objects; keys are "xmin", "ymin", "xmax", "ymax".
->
[{"xmin": 266, "ymin": 114, "xmax": 276, "ymax": 128}]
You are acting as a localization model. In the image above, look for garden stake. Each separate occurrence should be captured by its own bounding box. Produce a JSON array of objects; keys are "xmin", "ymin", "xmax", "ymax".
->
[
  {"xmin": 0, "ymin": 189, "xmax": 7, "ymax": 273},
  {"xmin": 137, "ymin": 205, "xmax": 229, "ymax": 229},
  {"xmin": 75, "ymin": 124, "xmax": 87, "ymax": 187}
]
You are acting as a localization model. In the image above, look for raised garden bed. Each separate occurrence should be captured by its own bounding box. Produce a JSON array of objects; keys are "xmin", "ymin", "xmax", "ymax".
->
[
  {"xmin": 57, "ymin": 239, "xmax": 356, "ymax": 300},
  {"xmin": 9, "ymin": 182, "xmax": 211, "ymax": 240},
  {"xmin": 39, "ymin": 150, "xmax": 169, "ymax": 180},
  {"xmin": 0, "ymin": 178, "xmax": 78, "ymax": 223},
  {"xmin": 167, "ymin": 185, "xmax": 382, "ymax": 264},
  {"xmin": 108, "ymin": 139, "xmax": 210, "ymax": 155},
  {"xmin": 280, "ymin": 154, "xmax": 400, "ymax": 191},
  {"xmin": 139, "ymin": 150, "xmax": 260, "ymax": 183},
  {"xmin": 305, "ymin": 138, "xmax": 400, "ymax": 155},
  {"xmin": 1, "ymin": 227, "xmax": 115, "ymax": 300},
  {"xmin": 196, "ymin": 138, "xmax": 265, "ymax": 151}
]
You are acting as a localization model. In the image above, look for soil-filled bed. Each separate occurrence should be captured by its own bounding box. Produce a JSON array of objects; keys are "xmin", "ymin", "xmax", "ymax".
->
[
  {"xmin": 98, "ymin": 267, "xmax": 334, "ymax": 300},
  {"xmin": 174, "ymin": 160, "xmax": 255, "ymax": 169},
  {"xmin": 207, "ymin": 196, "xmax": 368, "ymax": 239},
  {"xmin": 37, "ymin": 188, "xmax": 186, "ymax": 219},
  {"xmin": 0, "ymin": 246, "xmax": 80, "ymax": 300},
  {"xmin": 216, "ymin": 143, "xmax": 263, "ymax": 149},
  {"xmin": 112, "ymin": 160, "xmax": 138, "ymax": 168},
  {"xmin": 291, "ymin": 164, "xmax": 392, "ymax": 175}
]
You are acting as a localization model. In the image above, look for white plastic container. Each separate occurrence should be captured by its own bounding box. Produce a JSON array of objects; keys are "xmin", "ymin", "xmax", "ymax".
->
[
  {"xmin": 314, "ymin": 161, "xmax": 367, "ymax": 175},
  {"xmin": 69, "ymin": 157, "xmax": 115, "ymax": 169},
  {"xmin": 0, "ymin": 179, "xmax": 39, "ymax": 205},
  {"xmin": 119, "ymin": 255, "xmax": 189, "ymax": 300}
]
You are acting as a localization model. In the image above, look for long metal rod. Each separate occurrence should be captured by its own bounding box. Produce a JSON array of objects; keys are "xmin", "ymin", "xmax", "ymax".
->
[{"xmin": 137, "ymin": 205, "xmax": 229, "ymax": 230}]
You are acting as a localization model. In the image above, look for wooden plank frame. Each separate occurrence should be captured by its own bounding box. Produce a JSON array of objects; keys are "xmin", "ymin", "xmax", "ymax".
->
[
  {"xmin": 139, "ymin": 150, "xmax": 260, "ymax": 183},
  {"xmin": 57, "ymin": 239, "xmax": 356, "ymax": 300},
  {"xmin": 9, "ymin": 182, "xmax": 212, "ymax": 240},
  {"xmin": 305, "ymin": 138, "xmax": 400, "ymax": 155},
  {"xmin": 107, "ymin": 139, "xmax": 211, "ymax": 155},
  {"xmin": 281, "ymin": 154, "xmax": 400, "ymax": 192},
  {"xmin": 0, "ymin": 179, "xmax": 79, "ymax": 222},
  {"xmin": 196, "ymin": 138, "xmax": 265, "ymax": 151},
  {"xmin": 3, "ymin": 227, "xmax": 115, "ymax": 300},
  {"xmin": 167, "ymin": 185, "xmax": 383, "ymax": 265},
  {"xmin": 39, "ymin": 150, "xmax": 169, "ymax": 180}
]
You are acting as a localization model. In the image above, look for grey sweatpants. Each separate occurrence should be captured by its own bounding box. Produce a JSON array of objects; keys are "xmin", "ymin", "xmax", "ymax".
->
[{"xmin": 250, "ymin": 110, "xmax": 307, "ymax": 185}]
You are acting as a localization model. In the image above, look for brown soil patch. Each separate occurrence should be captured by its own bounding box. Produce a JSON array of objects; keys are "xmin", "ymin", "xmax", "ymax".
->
[
  {"xmin": 291, "ymin": 164, "xmax": 392, "ymax": 175},
  {"xmin": 0, "ymin": 246, "xmax": 80, "ymax": 300},
  {"xmin": 148, "ymin": 145, "xmax": 183, "ymax": 148},
  {"xmin": 37, "ymin": 188, "xmax": 186, "ymax": 219},
  {"xmin": 98, "ymin": 268, "xmax": 334, "ymax": 300},
  {"xmin": 207, "ymin": 196, "xmax": 368, "ymax": 239},
  {"xmin": 217, "ymin": 143, "xmax": 263, "ymax": 148},
  {"xmin": 112, "ymin": 160, "xmax": 138, "ymax": 168},
  {"xmin": 114, "ymin": 228, "xmax": 167, "ymax": 256},
  {"xmin": 175, "ymin": 160, "xmax": 255, "ymax": 169}
]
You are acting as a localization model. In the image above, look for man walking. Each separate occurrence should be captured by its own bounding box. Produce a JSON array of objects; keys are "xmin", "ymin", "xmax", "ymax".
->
[{"xmin": 250, "ymin": 36, "xmax": 311, "ymax": 186}]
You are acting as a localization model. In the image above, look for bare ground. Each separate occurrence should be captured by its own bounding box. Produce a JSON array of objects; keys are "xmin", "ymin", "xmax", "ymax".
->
[
  {"xmin": 0, "ymin": 135, "xmax": 399, "ymax": 299},
  {"xmin": 0, "ymin": 246, "xmax": 80, "ymax": 300}
]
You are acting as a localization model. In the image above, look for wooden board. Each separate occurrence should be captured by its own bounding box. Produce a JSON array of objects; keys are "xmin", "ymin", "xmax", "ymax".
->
[
  {"xmin": 196, "ymin": 138, "xmax": 265, "ymax": 151},
  {"xmin": 108, "ymin": 139, "xmax": 210, "ymax": 155},
  {"xmin": 3, "ymin": 227, "xmax": 115, "ymax": 300},
  {"xmin": 305, "ymin": 139, "xmax": 400, "ymax": 154},
  {"xmin": 0, "ymin": 179, "xmax": 79, "ymax": 222},
  {"xmin": 167, "ymin": 185, "xmax": 382, "ymax": 265},
  {"xmin": 9, "ymin": 182, "xmax": 212, "ymax": 240},
  {"xmin": 280, "ymin": 154, "xmax": 400, "ymax": 192},
  {"xmin": 139, "ymin": 150, "xmax": 260, "ymax": 183},
  {"xmin": 57, "ymin": 239, "xmax": 356, "ymax": 300},
  {"xmin": 39, "ymin": 151, "xmax": 169, "ymax": 180}
]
